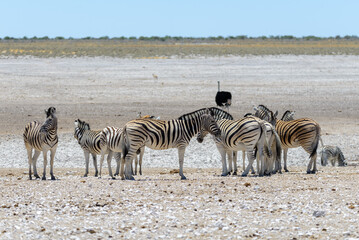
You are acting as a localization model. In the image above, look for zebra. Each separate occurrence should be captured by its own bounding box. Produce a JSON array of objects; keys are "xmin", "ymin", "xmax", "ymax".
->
[
  {"xmin": 196, "ymin": 116, "xmax": 273, "ymax": 177},
  {"xmin": 254, "ymin": 105, "xmax": 321, "ymax": 174},
  {"xmin": 120, "ymin": 109, "xmax": 221, "ymax": 180},
  {"xmin": 98, "ymin": 115, "xmax": 156, "ymax": 179},
  {"xmin": 74, "ymin": 119, "xmax": 121, "ymax": 177},
  {"xmin": 321, "ymin": 145, "xmax": 347, "ymax": 166},
  {"xmin": 23, "ymin": 107, "xmax": 58, "ymax": 180}
]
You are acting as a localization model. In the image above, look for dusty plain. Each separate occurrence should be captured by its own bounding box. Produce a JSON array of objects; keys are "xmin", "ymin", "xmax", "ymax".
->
[{"xmin": 0, "ymin": 54, "xmax": 359, "ymax": 239}]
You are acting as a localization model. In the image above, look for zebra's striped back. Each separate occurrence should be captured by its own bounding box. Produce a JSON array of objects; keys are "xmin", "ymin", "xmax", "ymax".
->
[
  {"xmin": 100, "ymin": 126, "xmax": 123, "ymax": 152},
  {"xmin": 211, "ymin": 117, "xmax": 263, "ymax": 149},
  {"xmin": 74, "ymin": 119, "xmax": 102, "ymax": 155},
  {"xmin": 178, "ymin": 107, "xmax": 233, "ymax": 121},
  {"xmin": 275, "ymin": 118, "xmax": 320, "ymax": 152}
]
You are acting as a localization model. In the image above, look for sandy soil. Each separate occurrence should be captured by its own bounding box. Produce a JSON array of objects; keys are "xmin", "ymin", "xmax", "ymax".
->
[{"xmin": 0, "ymin": 55, "xmax": 358, "ymax": 239}]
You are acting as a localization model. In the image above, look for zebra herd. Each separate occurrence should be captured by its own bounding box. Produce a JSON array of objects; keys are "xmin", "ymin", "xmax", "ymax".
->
[{"xmin": 23, "ymin": 105, "xmax": 346, "ymax": 181}]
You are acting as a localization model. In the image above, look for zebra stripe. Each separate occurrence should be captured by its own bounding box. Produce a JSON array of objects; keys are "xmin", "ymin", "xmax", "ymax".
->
[
  {"xmin": 254, "ymin": 105, "xmax": 321, "ymax": 173},
  {"xmin": 121, "ymin": 109, "xmax": 221, "ymax": 180},
  {"xmin": 23, "ymin": 107, "xmax": 58, "ymax": 180}
]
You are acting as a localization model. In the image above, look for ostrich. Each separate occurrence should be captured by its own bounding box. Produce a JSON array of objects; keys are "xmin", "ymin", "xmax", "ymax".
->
[{"xmin": 215, "ymin": 81, "xmax": 232, "ymax": 112}]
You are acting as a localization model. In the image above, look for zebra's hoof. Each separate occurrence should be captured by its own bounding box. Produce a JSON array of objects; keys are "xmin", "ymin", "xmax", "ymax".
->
[
  {"xmin": 114, "ymin": 173, "xmax": 119, "ymax": 176},
  {"xmin": 29, "ymin": 176, "xmax": 32, "ymax": 180},
  {"xmin": 51, "ymin": 176, "xmax": 56, "ymax": 180},
  {"xmin": 42, "ymin": 176, "xmax": 46, "ymax": 180},
  {"xmin": 34, "ymin": 174, "xmax": 40, "ymax": 179},
  {"xmin": 232, "ymin": 171, "xmax": 237, "ymax": 176},
  {"xmin": 221, "ymin": 173, "xmax": 228, "ymax": 177},
  {"xmin": 285, "ymin": 169, "xmax": 289, "ymax": 172},
  {"xmin": 83, "ymin": 174, "xmax": 88, "ymax": 177},
  {"xmin": 181, "ymin": 176, "xmax": 187, "ymax": 180},
  {"xmin": 241, "ymin": 173, "xmax": 248, "ymax": 177},
  {"xmin": 111, "ymin": 177, "xmax": 116, "ymax": 180},
  {"xmin": 125, "ymin": 175, "xmax": 135, "ymax": 180}
]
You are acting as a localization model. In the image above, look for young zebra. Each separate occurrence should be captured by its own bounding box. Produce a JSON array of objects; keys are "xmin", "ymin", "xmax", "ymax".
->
[
  {"xmin": 23, "ymin": 107, "xmax": 58, "ymax": 180},
  {"xmin": 74, "ymin": 119, "xmax": 121, "ymax": 177},
  {"xmin": 254, "ymin": 105, "xmax": 321, "ymax": 174},
  {"xmin": 321, "ymin": 145, "xmax": 347, "ymax": 167},
  {"xmin": 120, "ymin": 109, "xmax": 221, "ymax": 180},
  {"xmin": 196, "ymin": 116, "xmax": 272, "ymax": 177}
]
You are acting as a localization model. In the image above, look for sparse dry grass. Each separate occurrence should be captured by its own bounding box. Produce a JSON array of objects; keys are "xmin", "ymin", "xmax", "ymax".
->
[{"xmin": 1, "ymin": 39, "xmax": 359, "ymax": 57}]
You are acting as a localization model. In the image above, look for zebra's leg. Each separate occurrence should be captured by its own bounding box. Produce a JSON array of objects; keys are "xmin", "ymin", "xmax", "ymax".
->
[
  {"xmin": 232, "ymin": 151, "xmax": 238, "ymax": 175},
  {"xmin": 124, "ymin": 152, "xmax": 135, "ymax": 180},
  {"xmin": 114, "ymin": 152, "xmax": 121, "ymax": 176},
  {"xmin": 177, "ymin": 146, "xmax": 187, "ymax": 180},
  {"xmin": 242, "ymin": 150, "xmax": 246, "ymax": 171},
  {"xmin": 42, "ymin": 150, "xmax": 48, "ymax": 180},
  {"xmin": 139, "ymin": 147, "xmax": 145, "ymax": 175},
  {"xmin": 283, "ymin": 149, "xmax": 289, "ymax": 172},
  {"xmin": 120, "ymin": 154, "xmax": 126, "ymax": 180},
  {"xmin": 227, "ymin": 150, "xmax": 233, "ymax": 174},
  {"xmin": 106, "ymin": 151, "xmax": 114, "ymax": 179},
  {"xmin": 83, "ymin": 151, "xmax": 90, "ymax": 177},
  {"xmin": 92, "ymin": 153, "xmax": 98, "ymax": 177},
  {"xmin": 216, "ymin": 143, "xmax": 228, "ymax": 176},
  {"xmin": 99, "ymin": 152, "xmax": 106, "ymax": 178},
  {"xmin": 49, "ymin": 147, "xmax": 57, "ymax": 180},
  {"xmin": 242, "ymin": 151, "xmax": 256, "ymax": 177},
  {"xmin": 32, "ymin": 150, "xmax": 41, "ymax": 179},
  {"xmin": 26, "ymin": 147, "xmax": 33, "ymax": 180},
  {"xmin": 134, "ymin": 154, "xmax": 138, "ymax": 175}
]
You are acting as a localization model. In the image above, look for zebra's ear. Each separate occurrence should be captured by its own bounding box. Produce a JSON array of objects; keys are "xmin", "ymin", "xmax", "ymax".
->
[{"xmin": 253, "ymin": 106, "xmax": 258, "ymax": 112}]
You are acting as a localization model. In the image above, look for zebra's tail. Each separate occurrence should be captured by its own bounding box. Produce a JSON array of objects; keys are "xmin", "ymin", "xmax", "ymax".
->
[
  {"xmin": 310, "ymin": 124, "xmax": 321, "ymax": 158},
  {"xmin": 258, "ymin": 120, "xmax": 272, "ymax": 159},
  {"xmin": 272, "ymin": 129, "xmax": 282, "ymax": 164},
  {"xmin": 120, "ymin": 126, "xmax": 129, "ymax": 158}
]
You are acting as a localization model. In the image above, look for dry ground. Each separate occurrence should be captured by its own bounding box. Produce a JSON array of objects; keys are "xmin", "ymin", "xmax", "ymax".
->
[
  {"xmin": 0, "ymin": 55, "xmax": 358, "ymax": 239},
  {"xmin": 1, "ymin": 167, "xmax": 359, "ymax": 239}
]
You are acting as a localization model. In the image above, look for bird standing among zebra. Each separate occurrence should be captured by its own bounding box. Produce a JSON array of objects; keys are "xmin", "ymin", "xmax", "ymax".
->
[
  {"xmin": 120, "ymin": 109, "xmax": 221, "ymax": 180},
  {"xmin": 23, "ymin": 107, "xmax": 58, "ymax": 180},
  {"xmin": 215, "ymin": 81, "xmax": 232, "ymax": 112}
]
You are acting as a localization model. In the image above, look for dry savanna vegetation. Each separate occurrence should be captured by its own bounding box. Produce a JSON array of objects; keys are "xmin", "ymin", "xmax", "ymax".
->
[{"xmin": 1, "ymin": 39, "xmax": 359, "ymax": 57}]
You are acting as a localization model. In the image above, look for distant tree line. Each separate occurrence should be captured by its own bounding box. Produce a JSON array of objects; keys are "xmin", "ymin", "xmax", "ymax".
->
[{"xmin": 1, "ymin": 35, "xmax": 359, "ymax": 41}]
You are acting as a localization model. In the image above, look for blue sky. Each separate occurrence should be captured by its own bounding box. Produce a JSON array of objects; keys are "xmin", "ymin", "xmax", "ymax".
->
[{"xmin": 1, "ymin": 0, "xmax": 359, "ymax": 38}]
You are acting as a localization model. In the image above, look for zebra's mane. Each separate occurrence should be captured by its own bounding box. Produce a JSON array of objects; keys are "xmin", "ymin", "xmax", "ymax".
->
[
  {"xmin": 281, "ymin": 110, "xmax": 294, "ymax": 121},
  {"xmin": 177, "ymin": 108, "xmax": 211, "ymax": 121},
  {"xmin": 208, "ymin": 107, "xmax": 233, "ymax": 120},
  {"xmin": 257, "ymin": 104, "xmax": 272, "ymax": 114},
  {"xmin": 177, "ymin": 107, "xmax": 233, "ymax": 121}
]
